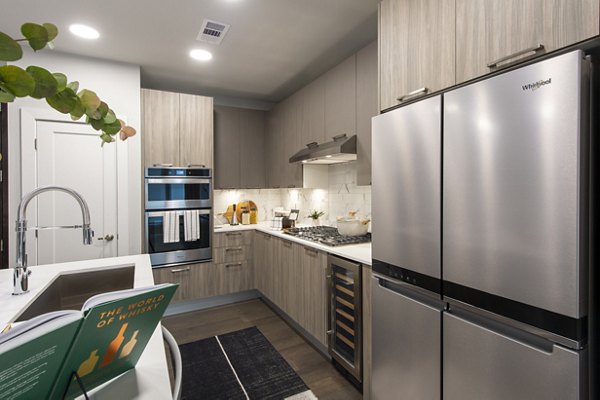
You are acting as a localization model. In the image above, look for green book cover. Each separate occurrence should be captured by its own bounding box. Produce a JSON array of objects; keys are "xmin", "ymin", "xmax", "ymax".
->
[
  {"xmin": 0, "ymin": 283, "xmax": 177, "ymax": 400},
  {"xmin": 0, "ymin": 314, "xmax": 81, "ymax": 400}
]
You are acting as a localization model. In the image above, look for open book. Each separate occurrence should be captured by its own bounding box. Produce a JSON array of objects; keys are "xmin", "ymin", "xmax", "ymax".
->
[{"xmin": 0, "ymin": 283, "xmax": 178, "ymax": 400}]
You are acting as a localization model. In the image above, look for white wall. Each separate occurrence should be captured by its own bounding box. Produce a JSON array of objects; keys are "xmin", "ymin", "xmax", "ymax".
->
[{"xmin": 8, "ymin": 50, "xmax": 142, "ymax": 264}]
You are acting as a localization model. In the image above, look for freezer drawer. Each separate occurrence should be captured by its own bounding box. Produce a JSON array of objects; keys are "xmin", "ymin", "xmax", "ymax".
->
[
  {"xmin": 372, "ymin": 276, "xmax": 443, "ymax": 400},
  {"xmin": 372, "ymin": 95, "xmax": 441, "ymax": 283},
  {"xmin": 443, "ymin": 311, "xmax": 587, "ymax": 400},
  {"xmin": 443, "ymin": 50, "xmax": 589, "ymax": 320}
]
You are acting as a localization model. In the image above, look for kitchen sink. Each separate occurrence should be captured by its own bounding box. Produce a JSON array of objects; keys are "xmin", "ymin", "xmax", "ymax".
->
[{"xmin": 13, "ymin": 265, "xmax": 135, "ymax": 322}]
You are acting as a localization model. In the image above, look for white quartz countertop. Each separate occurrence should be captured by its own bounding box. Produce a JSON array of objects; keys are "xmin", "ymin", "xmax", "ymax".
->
[
  {"xmin": 0, "ymin": 254, "xmax": 172, "ymax": 400},
  {"xmin": 214, "ymin": 222, "xmax": 372, "ymax": 266}
]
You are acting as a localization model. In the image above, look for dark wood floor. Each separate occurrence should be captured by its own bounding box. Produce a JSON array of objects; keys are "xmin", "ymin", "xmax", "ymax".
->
[{"xmin": 162, "ymin": 299, "xmax": 362, "ymax": 400}]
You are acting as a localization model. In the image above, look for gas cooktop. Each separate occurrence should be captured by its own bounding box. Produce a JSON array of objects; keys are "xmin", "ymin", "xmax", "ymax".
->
[{"xmin": 284, "ymin": 226, "xmax": 371, "ymax": 247}]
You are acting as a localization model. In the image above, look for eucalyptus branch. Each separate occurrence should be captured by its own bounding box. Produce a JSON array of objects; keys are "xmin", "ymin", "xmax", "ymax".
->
[{"xmin": 0, "ymin": 22, "xmax": 136, "ymax": 144}]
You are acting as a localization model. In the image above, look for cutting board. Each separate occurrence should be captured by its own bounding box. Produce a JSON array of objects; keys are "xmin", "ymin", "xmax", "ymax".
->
[
  {"xmin": 223, "ymin": 201, "xmax": 258, "ymax": 223},
  {"xmin": 235, "ymin": 200, "xmax": 258, "ymax": 223}
]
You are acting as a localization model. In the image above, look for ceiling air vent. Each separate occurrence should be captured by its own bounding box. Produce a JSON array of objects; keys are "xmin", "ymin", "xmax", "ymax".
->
[{"xmin": 196, "ymin": 19, "xmax": 230, "ymax": 45}]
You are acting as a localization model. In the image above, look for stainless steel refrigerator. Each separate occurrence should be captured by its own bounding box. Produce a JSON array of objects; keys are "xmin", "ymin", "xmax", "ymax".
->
[{"xmin": 371, "ymin": 50, "xmax": 591, "ymax": 400}]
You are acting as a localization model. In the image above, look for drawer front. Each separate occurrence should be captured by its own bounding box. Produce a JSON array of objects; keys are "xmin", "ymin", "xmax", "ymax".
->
[
  {"xmin": 218, "ymin": 260, "xmax": 253, "ymax": 295},
  {"xmin": 214, "ymin": 245, "xmax": 252, "ymax": 264},
  {"xmin": 152, "ymin": 264, "xmax": 194, "ymax": 303},
  {"xmin": 213, "ymin": 231, "xmax": 253, "ymax": 248}
]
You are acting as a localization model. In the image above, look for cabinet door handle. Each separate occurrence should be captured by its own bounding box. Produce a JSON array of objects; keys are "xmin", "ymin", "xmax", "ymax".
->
[
  {"xmin": 487, "ymin": 44, "xmax": 545, "ymax": 69},
  {"xmin": 283, "ymin": 241, "xmax": 292, "ymax": 247},
  {"xmin": 153, "ymin": 163, "xmax": 173, "ymax": 167},
  {"xmin": 225, "ymin": 247, "xmax": 243, "ymax": 252},
  {"xmin": 226, "ymin": 262, "xmax": 243, "ymax": 268},
  {"xmin": 187, "ymin": 164, "xmax": 206, "ymax": 168},
  {"xmin": 226, "ymin": 232, "xmax": 242, "ymax": 237},
  {"xmin": 304, "ymin": 247, "xmax": 318, "ymax": 255},
  {"xmin": 287, "ymin": 185, "xmax": 296, "ymax": 188},
  {"xmin": 397, "ymin": 87, "xmax": 429, "ymax": 103},
  {"xmin": 171, "ymin": 266, "xmax": 191, "ymax": 273}
]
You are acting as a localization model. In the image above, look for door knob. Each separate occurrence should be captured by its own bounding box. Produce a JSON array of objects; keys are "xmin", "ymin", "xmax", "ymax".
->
[{"xmin": 98, "ymin": 234, "xmax": 114, "ymax": 242}]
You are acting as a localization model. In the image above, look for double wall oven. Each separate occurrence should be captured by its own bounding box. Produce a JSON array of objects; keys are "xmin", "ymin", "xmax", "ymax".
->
[{"xmin": 144, "ymin": 166, "xmax": 212, "ymax": 266}]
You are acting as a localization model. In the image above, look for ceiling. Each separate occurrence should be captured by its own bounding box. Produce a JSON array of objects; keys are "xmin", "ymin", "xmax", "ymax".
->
[{"xmin": 1, "ymin": 0, "xmax": 378, "ymax": 107}]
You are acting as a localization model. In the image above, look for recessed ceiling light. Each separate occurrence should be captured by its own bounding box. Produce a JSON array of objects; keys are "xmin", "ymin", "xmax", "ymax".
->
[
  {"xmin": 302, "ymin": 160, "xmax": 307, "ymax": 164},
  {"xmin": 325, "ymin": 155, "xmax": 332, "ymax": 158},
  {"xmin": 190, "ymin": 49, "xmax": 213, "ymax": 61},
  {"xmin": 69, "ymin": 24, "xmax": 100, "ymax": 39}
]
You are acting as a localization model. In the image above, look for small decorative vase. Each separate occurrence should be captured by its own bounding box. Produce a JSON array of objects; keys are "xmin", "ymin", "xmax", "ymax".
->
[{"xmin": 311, "ymin": 218, "xmax": 320, "ymax": 226}]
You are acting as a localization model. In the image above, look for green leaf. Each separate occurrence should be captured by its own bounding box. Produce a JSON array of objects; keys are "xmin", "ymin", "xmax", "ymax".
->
[
  {"xmin": 70, "ymin": 98, "xmax": 85, "ymax": 120},
  {"xmin": 103, "ymin": 119, "xmax": 121, "ymax": 135},
  {"xmin": 100, "ymin": 132, "xmax": 114, "ymax": 145},
  {"xmin": 0, "ymin": 65, "xmax": 35, "ymax": 97},
  {"xmin": 26, "ymin": 66, "xmax": 58, "ymax": 99},
  {"xmin": 46, "ymin": 87, "xmax": 78, "ymax": 113},
  {"xmin": 97, "ymin": 101, "xmax": 109, "ymax": 118},
  {"xmin": 43, "ymin": 23, "xmax": 58, "ymax": 41},
  {"xmin": 67, "ymin": 81, "xmax": 79, "ymax": 93},
  {"xmin": 21, "ymin": 22, "xmax": 49, "ymax": 51},
  {"xmin": 78, "ymin": 89, "xmax": 101, "ymax": 112},
  {"xmin": 53, "ymin": 73, "xmax": 67, "ymax": 91},
  {"xmin": 0, "ymin": 89, "xmax": 15, "ymax": 103},
  {"xmin": 89, "ymin": 117, "xmax": 104, "ymax": 131},
  {"xmin": 103, "ymin": 109, "xmax": 117, "ymax": 124},
  {"xmin": 0, "ymin": 32, "xmax": 23, "ymax": 61},
  {"xmin": 69, "ymin": 96, "xmax": 85, "ymax": 119}
]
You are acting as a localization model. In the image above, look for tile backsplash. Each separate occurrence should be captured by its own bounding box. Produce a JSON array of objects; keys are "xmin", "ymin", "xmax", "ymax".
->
[{"xmin": 214, "ymin": 163, "xmax": 371, "ymax": 227}]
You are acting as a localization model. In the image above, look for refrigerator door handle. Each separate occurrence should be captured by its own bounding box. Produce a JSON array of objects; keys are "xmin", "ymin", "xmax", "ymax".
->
[
  {"xmin": 375, "ymin": 275, "xmax": 445, "ymax": 311},
  {"xmin": 447, "ymin": 306, "xmax": 555, "ymax": 354}
]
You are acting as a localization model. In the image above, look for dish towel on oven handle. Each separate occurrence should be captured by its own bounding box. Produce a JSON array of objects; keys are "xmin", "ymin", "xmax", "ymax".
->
[
  {"xmin": 184, "ymin": 210, "xmax": 200, "ymax": 242},
  {"xmin": 163, "ymin": 211, "xmax": 180, "ymax": 244}
]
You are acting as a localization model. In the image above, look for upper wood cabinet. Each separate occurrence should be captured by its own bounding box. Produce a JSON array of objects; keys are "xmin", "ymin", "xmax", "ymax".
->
[
  {"xmin": 299, "ymin": 74, "xmax": 326, "ymax": 146},
  {"xmin": 356, "ymin": 41, "xmax": 378, "ymax": 186},
  {"xmin": 214, "ymin": 106, "xmax": 241, "ymax": 189},
  {"xmin": 325, "ymin": 54, "xmax": 357, "ymax": 139},
  {"xmin": 214, "ymin": 106, "xmax": 266, "ymax": 189},
  {"xmin": 180, "ymin": 93, "xmax": 213, "ymax": 168},
  {"xmin": 141, "ymin": 89, "xmax": 179, "ymax": 167},
  {"xmin": 142, "ymin": 89, "xmax": 213, "ymax": 168},
  {"xmin": 239, "ymin": 109, "xmax": 267, "ymax": 189},
  {"xmin": 455, "ymin": 0, "xmax": 600, "ymax": 84},
  {"xmin": 379, "ymin": 0, "xmax": 456, "ymax": 111}
]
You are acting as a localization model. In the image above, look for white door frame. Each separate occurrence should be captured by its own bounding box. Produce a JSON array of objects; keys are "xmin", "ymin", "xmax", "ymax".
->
[{"xmin": 20, "ymin": 107, "xmax": 131, "ymax": 260}]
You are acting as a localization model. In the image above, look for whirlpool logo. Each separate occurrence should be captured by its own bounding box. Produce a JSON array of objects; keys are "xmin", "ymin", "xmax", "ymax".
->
[{"xmin": 522, "ymin": 78, "xmax": 552, "ymax": 92}]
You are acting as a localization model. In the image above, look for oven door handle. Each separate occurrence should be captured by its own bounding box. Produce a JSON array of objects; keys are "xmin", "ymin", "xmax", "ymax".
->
[
  {"xmin": 146, "ymin": 178, "xmax": 211, "ymax": 185},
  {"xmin": 146, "ymin": 210, "xmax": 211, "ymax": 218}
]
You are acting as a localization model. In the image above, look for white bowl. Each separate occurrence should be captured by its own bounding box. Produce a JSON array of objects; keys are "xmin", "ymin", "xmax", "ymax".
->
[{"xmin": 337, "ymin": 218, "xmax": 369, "ymax": 236}]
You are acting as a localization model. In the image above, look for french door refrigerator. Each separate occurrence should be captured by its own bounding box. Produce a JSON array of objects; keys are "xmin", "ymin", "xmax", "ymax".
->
[
  {"xmin": 443, "ymin": 50, "xmax": 589, "ymax": 399},
  {"xmin": 371, "ymin": 50, "xmax": 591, "ymax": 400},
  {"xmin": 371, "ymin": 95, "xmax": 444, "ymax": 400}
]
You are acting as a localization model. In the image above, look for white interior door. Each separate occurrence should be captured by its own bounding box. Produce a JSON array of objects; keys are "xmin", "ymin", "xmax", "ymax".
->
[{"xmin": 33, "ymin": 120, "xmax": 118, "ymax": 265}]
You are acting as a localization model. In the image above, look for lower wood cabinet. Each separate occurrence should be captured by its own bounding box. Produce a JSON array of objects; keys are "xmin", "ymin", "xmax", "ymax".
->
[
  {"xmin": 217, "ymin": 260, "xmax": 253, "ymax": 295},
  {"xmin": 252, "ymin": 234, "xmax": 328, "ymax": 346},
  {"xmin": 152, "ymin": 262, "xmax": 218, "ymax": 303}
]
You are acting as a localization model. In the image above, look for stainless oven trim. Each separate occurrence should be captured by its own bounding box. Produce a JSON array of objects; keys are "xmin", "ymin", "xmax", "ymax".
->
[
  {"xmin": 146, "ymin": 178, "xmax": 211, "ymax": 185},
  {"xmin": 328, "ymin": 254, "xmax": 362, "ymax": 381},
  {"xmin": 145, "ymin": 209, "xmax": 213, "ymax": 267},
  {"xmin": 146, "ymin": 209, "xmax": 211, "ymax": 218},
  {"xmin": 145, "ymin": 178, "xmax": 212, "ymax": 210},
  {"xmin": 150, "ymin": 247, "xmax": 212, "ymax": 267},
  {"xmin": 144, "ymin": 166, "xmax": 212, "ymax": 178}
]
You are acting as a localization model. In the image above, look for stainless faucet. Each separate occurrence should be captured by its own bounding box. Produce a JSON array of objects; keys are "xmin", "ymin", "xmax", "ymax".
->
[{"xmin": 14, "ymin": 186, "xmax": 94, "ymax": 295}]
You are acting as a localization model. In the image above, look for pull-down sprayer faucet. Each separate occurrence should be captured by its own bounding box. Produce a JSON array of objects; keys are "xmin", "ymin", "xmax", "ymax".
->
[{"xmin": 14, "ymin": 186, "xmax": 94, "ymax": 295}]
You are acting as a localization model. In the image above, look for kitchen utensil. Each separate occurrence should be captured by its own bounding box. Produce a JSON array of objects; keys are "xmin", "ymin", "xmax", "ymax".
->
[
  {"xmin": 230, "ymin": 204, "xmax": 239, "ymax": 226},
  {"xmin": 337, "ymin": 217, "xmax": 370, "ymax": 236},
  {"xmin": 223, "ymin": 205, "xmax": 234, "ymax": 224},
  {"xmin": 236, "ymin": 200, "xmax": 258, "ymax": 223}
]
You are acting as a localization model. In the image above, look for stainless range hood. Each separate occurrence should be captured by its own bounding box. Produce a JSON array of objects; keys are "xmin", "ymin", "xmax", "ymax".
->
[{"xmin": 289, "ymin": 134, "xmax": 357, "ymax": 164}]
